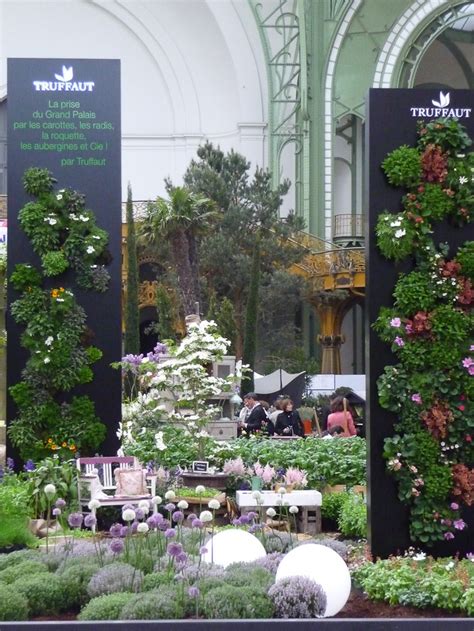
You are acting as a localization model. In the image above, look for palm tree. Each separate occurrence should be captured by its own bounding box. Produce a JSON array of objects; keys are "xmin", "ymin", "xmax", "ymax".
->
[{"xmin": 139, "ymin": 186, "xmax": 217, "ymax": 316}]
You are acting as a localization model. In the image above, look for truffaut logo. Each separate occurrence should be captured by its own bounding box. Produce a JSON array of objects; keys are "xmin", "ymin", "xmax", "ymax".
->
[
  {"xmin": 33, "ymin": 65, "xmax": 94, "ymax": 92},
  {"xmin": 410, "ymin": 91, "xmax": 471, "ymax": 118}
]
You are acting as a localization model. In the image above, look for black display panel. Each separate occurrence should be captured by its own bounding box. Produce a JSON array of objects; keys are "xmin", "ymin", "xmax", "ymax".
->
[
  {"xmin": 7, "ymin": 58, "xmax": 122, "ymax": 458},
  {"xmin": 366, "ymin": 89, "xmax": 474, "ymax": 558}
]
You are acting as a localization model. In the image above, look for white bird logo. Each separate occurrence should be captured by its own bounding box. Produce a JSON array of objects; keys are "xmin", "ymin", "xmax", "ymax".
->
[
  {"xmin": 54, "ymin": 66, "xmax": 73, "ymax": 82},
  {"xmin": 432, "ymin": 91, "xmax": 450, "ymax": 108}
]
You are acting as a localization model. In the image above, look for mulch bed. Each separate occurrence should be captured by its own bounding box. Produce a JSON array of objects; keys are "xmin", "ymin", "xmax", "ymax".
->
[{"xmin": 336, "ymin": 588, "xmax": 464, "ymax": 618}]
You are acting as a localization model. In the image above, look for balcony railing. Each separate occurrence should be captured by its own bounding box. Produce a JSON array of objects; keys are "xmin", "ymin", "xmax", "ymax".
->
[{"xmin": 333, "ymin": 214, "xmax": 363, "ymax": 240}]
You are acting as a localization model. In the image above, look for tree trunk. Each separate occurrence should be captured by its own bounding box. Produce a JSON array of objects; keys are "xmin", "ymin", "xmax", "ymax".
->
[
  {"xmin": 170, "ymin": 230, "xmax": 198, "ymax": 316},
  {"xmin": 188, "ymin": 233, "xmax": 201, "ymax": 314},
  {"xmin": 241, "ymin": 239, "xmax": 260, "ymax": 395},
  {"xmin": 233, "ymin": 291, "xmax": 244, "ymax": 359}
]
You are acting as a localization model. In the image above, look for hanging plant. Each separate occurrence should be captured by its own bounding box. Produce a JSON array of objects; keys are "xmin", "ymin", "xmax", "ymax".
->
[
  {"xmin": 8, "ymin": 168, "xmax": 109, "ymax": 460},
  {"xmin": 375, "ymin": 118, "xmax": 474, "ymax": 545}
]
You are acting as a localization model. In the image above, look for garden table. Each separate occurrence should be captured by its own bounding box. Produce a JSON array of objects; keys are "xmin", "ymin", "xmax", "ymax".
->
[{"xmin": 236, "ymin": 489, "xmax": 322, "ymax": 534}]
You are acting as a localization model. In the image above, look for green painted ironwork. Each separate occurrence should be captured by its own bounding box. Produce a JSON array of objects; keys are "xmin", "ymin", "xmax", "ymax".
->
[{"xmin": 397, "ymin": 1, "xmax": 474, "ymax": 88}]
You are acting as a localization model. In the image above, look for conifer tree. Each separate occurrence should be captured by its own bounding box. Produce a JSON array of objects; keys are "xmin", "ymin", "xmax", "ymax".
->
[
  {"xmin": 124, "ymin": 183, "xmax": 140, "ymax": 354},
  {"xmin": 241, "ymin": 238, "xmax": 260, "ymax": 394}
]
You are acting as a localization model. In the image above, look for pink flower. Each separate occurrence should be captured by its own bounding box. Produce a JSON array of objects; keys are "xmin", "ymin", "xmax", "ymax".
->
[
  {"xmin": 450, "ymin": 502, "xmax": 459, "ymax": 510},
  {"xmin": 454, "ymin": 519, "xmax": 466, "ymax": 531},
  {"xmin": 411, "ymin": 393, "xmax": 422, "ymax": 404},
  {"xmin": 223, "ymin": 456, "xmax": 246, "ymax": 476},
  {"xmin": 444, "ymin": 531, "xmax": 455, "ymax": 540},
  {"xmin": 469, "ymin": 365, "xmax": 474, "ymax": 376},
  {"xmin": 470, "ymin": 345, "xmax": 474, "ymax": 351},
  {"xmin": 405, "ymin": 323, "xmax": 413, "ymax": 334},
  {"xmin": 284, "ymin": 467, "xmax": 308, "ymax": 488},
  {"xmin": 394, "ymin": 336, "xmax": 405, "ymax": 347},
  {"xmin": 390, "ymin": 317, "xmax": 401, "ymax": 328},
  {"xmin": 262, "ymin": 464, "xmax": 277, "ymax": 484},
  {"xmin": 462, "ymin": 357, "xmax": 474, "ymax": 368}
]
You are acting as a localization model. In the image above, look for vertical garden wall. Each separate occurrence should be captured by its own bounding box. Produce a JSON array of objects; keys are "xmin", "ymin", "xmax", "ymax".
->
[
  {"xmin": 366, "ymin": 89, "xmax": 473, "ymax": 558},
  {"xmin": 7, "ymin": 59, "xmax": 122, "ymax": 459}
]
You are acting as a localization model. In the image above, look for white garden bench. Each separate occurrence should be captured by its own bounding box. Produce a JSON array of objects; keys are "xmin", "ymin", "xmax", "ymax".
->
[{"xmin": 76, "ymin": 456, "xmax": 158, "ymax": 528}]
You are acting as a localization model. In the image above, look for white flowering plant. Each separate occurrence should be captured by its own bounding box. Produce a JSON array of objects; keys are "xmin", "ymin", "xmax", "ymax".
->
[
  {"xmin": 117, "ymin": 320, "xmax": 242, "ymax": 463},
  {"xmin": 18, "ymin": 169, "xmax": 110, "ymax": 292}
]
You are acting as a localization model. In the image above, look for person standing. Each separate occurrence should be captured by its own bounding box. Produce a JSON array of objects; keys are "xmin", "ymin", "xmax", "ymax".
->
[
  {"xmin": 275, "ymin": 399, "xmax": 304, "ymax": 437},
  {"xmin": 240, "ymin": 392, "xmax": 268, "ymax": 435},
  {"xmin": 326, "ymin": 396, "xmax": 357, "ymax": 437}
]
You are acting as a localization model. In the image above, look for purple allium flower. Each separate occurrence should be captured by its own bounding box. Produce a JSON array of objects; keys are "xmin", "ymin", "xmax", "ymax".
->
[
  {"xmin": 172, "ymin": 510, "xmax": 184, "ymax": 523},
  {"xmin": 55, "ymin": 498, "xmax": 66, "ymax": 508},
  {"xmin": 199, "ymin": 546, "xmax": 208, "ymax": 555},
  {"xmin": 450, "ymin": 502, "xmax": 460, "ymax": 511},
  {"xmin": 187, "ymin": 513, "xmax": 197, "ymax": 522},
  {"xmin": 165, "ymin": 503, "xmax": 176, "ymax": 512},
  {"xmin": 444, "ymin": 531, "xmax": 455, "ymax": 540},
  {"xmin": 23, "ymin": 459, "xmax": 35, "ymax": 472},
  {"xmin": 109, "ymin": 539, "xmax": 124, "ymax": 555},
  {"xmin": 165, "ymin": 528, "xmax": 176, "ymax": 539},
  {"xmin": 130, "ymin": 521, "xmax": 139, "ymax": 534},
  {"xmin": 176, "ymin": 552, "xmax": 188, "ymax": 564},
  {"xmin": 135, "ymin": 508, "xmax": 145, "ymax": 521},
  {"xmin": 268, "ymin": 576, "xmax": 327, "ymax": 618},
  {"xmin": 84, "ymin": 514, "xmax": 97, "ymax": 529},
  {"xmin": 247, "ymin": 511, "xmax": 258, "ymax": 520},
  {"xmin": 239, "ymin": 514, "xmax": 251, "ymax": 524},
  {"xmin": 188, "ymin": 586, "xmax": 200, "ymax": 599},
  {"xmin": 6, "ymin": 458, "xmax": 14, "ymax": 471},
  {"xmin": 52, "ymin": 507, "xmax": 61, "ymax": 517},
  {"xmin": 411, "ymin": 393, "xmax": 422, "ymax": 404},
  {"xmin": 122, "ymin": 503, "xmax": 135, "ymax": 511},
  {"xmin": 167, "ymin": 542, "xmax": 183, "ymax": 557},
  {"xmin": 158, "ymin": 519, "xmax": 171, "ymax": 532},
  {"xmin": 109, "ymin": 522, "xmax": 123, "ymax": 537},
  {"xmin": 191, "ymin": 518, "xmax": 203, "ymax": 529},
  {"xmin": 232, "ymin": 518, "xmax": 242, "ymax": 526},
  {"xmin": 120, "ymin": 526, "xmax": 129, "ymax": 538},
  {"xmin": 248, "ymin": 524, "xmax": 259, "ymax": 534},
  {"xmin": 390, "ymin": 317, "xmax": 401, "ymax": 328},
  {"xmin": 454, "ymin": 519, "xmax": 466, "ymax": 530},
  {"xmin": 68, "ymin": 512, "xmax": 84, "ymax": 529},
  {"xmin": 394, "ymin": 336, "xmax": 405, "ymax": 347}
]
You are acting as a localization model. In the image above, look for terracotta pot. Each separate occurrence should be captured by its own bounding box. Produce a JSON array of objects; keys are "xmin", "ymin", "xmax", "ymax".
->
[{"xmin": 323, "ymin": 484, "xmax": 346, "ymax": 494}]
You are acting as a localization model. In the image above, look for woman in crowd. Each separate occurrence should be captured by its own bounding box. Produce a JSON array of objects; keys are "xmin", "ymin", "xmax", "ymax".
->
[
  {"xmin": 275, "ymin": 398, "xmax": 304, "ymax": 437},
  {"xmin": 326, "ymin": 396, "xmax": 357, "ymax": 437}
]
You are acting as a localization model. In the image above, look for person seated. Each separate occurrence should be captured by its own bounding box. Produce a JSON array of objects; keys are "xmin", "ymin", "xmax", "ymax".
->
[
  {"xmin": 239, "ymin": 392, "xmax": 268, "ymax": 435},
  {"xmin": 275, "ymin": 398, "xmax": 304, "ymax": 437},
  {"xmin": 327, "ymin": 396, "xmax": 357, "ymax": 437},
  {"xmin": 321, "ymin": 425, "xmax": 345, "ymax": 439}
]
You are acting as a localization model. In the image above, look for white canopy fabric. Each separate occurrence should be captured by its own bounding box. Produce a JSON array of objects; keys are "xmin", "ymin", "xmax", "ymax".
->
[{"xmin": 253, "ymin": 369, "xmax": 306, "ymax": 395}]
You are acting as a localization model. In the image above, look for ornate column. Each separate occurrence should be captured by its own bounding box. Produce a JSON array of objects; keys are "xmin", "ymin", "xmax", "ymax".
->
[{"xmin": 310, "ymin": 289, "xmax": 352, "ymax": 374}]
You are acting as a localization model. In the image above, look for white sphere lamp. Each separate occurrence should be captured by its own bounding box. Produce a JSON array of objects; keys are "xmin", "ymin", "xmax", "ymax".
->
[
  {"xmin": 201, "ymin": 529, "xmax": 266, "ymax": 568},
  {"xmin": 275, "ymin": 544, "xmax": 351, "ymax": 617}
]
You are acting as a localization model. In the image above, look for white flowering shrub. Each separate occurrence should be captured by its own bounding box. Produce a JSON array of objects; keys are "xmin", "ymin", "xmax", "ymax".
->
[{"xmin": 118, "ymin": 320, "xmax": 241, "ymax": 455}]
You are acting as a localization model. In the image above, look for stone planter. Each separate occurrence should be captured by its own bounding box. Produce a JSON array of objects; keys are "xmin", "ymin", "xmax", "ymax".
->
[{"xmin": 29, "ymin": 518, "xmax": 62, "ymax": 538}]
